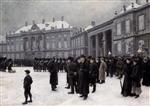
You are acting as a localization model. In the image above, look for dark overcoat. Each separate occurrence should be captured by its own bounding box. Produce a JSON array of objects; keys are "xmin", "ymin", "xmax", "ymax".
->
[
  {"xmin": 89, "ymin": 62, "xmax": 98, "ymax": 84},
  {"xmin": 78, "ymin": 62, "xmax": 89, "ymax": 95},
  {"xmin": 121, "ymin": 63, "xmax": 132, "ymax": 96}
]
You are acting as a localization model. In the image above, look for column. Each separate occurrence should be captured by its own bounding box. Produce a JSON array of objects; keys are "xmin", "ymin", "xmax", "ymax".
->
[
  {"xmin": 103, "ymin": 32, "xmax": 107, "ymax": 56},
  {"xmin": 88, "ymin": 37, "xmax": 91, "ymax": 56},
  {"xmin": 96, "ymin": 35, "xmax": 99, "ymax": 57}
]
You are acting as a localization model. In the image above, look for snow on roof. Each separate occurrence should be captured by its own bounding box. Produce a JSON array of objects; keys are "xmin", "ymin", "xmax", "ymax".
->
[
  {"xmin": 119, "ymin": 3, "xmax": 141, "ymax": 14},
  {"xmin": 15, "ymin": 25, "xmax": 32, "ymax": 34},
  {"xmin": 85, "ymin": 25, "xmax": 93, "ymax": 31},
  {"xmin": 0, "ymin": 35, "xmax": 6, "ymax": 43},
  {"xmin": 15, "ymin": 20, "xmax": 72, "ymax": 34}
]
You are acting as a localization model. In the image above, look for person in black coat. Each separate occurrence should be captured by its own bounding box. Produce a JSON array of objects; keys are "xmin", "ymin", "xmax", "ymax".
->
[
  {"xmin": 64, "ymin": 60, "xmax": 70, "ymax": 89},
  {"xmin": 22, "ymin": 70, "xmax": 33, "ymax": 105},
  {"xmin": 89, "ymin": 57, "xmax": 98, "ymax": 93},
  {"xmin": 107, "ymin": 58, "xmax": 115, "ymax": 77},
  {"xmin": 142, "ymin": 57, "xmax": 150, "ymax": 86},
  {"xmin": 8, "ymin": 59, "xmax": 13, "ymax": 73},
  {"xmin": 67, "ymin": 57, "xmax": 78, "ymax": 94},
  {"xmin": 131, "ymin": 58, "xmax": 142, "ymax": 98},
  {"xmin": 78, "ymin": 55, "xmax": 89, "ymax": 100},
  {"xmin": 121, "ymin": 58, "xmax": 133, "ymax": 97},
  {"xmin": 96, "ymin": 57, "xmax": 101, "ymax": 83},
  {"xmin": 48, "ymin": 59, "xmax": 58, "ymax": 91}
]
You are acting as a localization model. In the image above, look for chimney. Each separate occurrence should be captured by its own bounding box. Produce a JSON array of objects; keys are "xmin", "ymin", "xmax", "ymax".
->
[
  {"xmin": 42, "ymin": 19, "xmax": 45, "ymax": 24},
  {"xmin": 25, "ymin": 21, "xmax": 28, "ymax": 26},
  {"xmin": 52, "ymin": 17, "xmax": 55, "ymax": 22},
  {"xmin": 61, "ymin": 16, "xmax": 64, "ymax": 21},
  {"xmin": 132, "ymin": 3, "xmax": 134, "ymax": 8},
  {"xmin": 136, "ymin": 0, "xmax": 149, "ymax": 5},
  {"xmin": 136, "ymin": 0, "xmax": 139, "ymax": 4},
  {"xmin": 32, "ymin": 20, "xmax": 35, "ymax": 25},
  {"xmin": 80, "ymin": 27, "xmax": 82, "ymax": 32},
  {"xmin": 91, "ymin": 21, "xmax": 95, "ymax": 26},
  {"xmin": 123, "ymin": 5, "xmax": 126, "ymax": 12},
  {"xmin": 146, "ymin": 0, "xmax": 149, "ymax": 3},
  {"xmin": 115, "ymin": 11, "xmax": 118, "ymax": 15}
]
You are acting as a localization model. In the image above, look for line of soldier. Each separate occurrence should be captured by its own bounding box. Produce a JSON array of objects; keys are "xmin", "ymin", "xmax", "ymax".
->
[
  {"xmin": 33, "ymin": 58, "xmax": 66, "ymax": 72},
  {"xmin": 0, "ymin": 57, "xmax": 14, "ymax": 72}
]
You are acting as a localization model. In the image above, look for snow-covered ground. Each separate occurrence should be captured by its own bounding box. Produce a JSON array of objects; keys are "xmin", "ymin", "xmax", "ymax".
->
[{"xmin": 0, "ymin": 67, "xmax": 150, "ymax": 106}]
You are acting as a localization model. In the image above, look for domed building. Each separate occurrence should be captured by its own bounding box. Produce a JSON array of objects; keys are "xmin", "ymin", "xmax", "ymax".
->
[{"xmin": 6, "ymin": 17, "xmax": 74, "ymax": 59}]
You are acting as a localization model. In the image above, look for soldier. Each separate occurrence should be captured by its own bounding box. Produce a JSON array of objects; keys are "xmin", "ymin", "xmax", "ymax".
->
[
  {"xmin": 67, "ymin": 57, "xmax": 78, "ymax": 94},
  {"xmin": 89, "ymin": 57, "xmax": 98, "ymax": 93},
  {"xmin": 78, "ymin": 55, "xmax": 89, "ymax": 100},
  {"xmin": 43, "ymin": 60, "xmax": 47, "ymax": 72},
  {"xmin": 48, "ymin": 59, "xmax": 58, "ymax": 91},
  {"xmin": 22, "ymin": 70, "xmax": 33, "ymax": 105},
  {"xmin": 96, "ymin": 57, "xmax": 101, "ymax": 83},
  {"xmin": 107, "ymin": 58, "xmax": 114, "ymax": 77}
]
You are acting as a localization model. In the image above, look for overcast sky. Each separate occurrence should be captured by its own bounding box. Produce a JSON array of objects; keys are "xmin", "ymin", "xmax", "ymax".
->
[{"xmin": 0, "ymin": 0, "xmax": 136, "ymax": 36}]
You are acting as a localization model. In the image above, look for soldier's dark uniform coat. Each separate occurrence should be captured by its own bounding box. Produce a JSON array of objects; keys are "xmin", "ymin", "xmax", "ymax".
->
[
  {"xmin": 48, "ymin": 60, "xmax": 58, "ymax": 86},
  {"xmin": 89, "ymin": 62, "xmax": 98, "ymax": 84},
  {"xmin": 67, "ymin": 61, "xmax": 78, "ymax": 93},
  {"xmin": 78, "ymin": 61, "xmax": 89, "ymax": 96}
]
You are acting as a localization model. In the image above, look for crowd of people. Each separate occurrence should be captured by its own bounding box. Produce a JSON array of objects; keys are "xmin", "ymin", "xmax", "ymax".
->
[
  {"xmin": 32, "ymin": 55, "xmax": 150, "ymax": 100},
  {"xmin": 2, "ymin": 55, "xmax": 149, "ymax": 104}
]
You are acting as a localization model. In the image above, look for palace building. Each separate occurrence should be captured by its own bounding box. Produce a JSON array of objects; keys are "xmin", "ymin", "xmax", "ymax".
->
[
  {"xmin": 4, "ymin": 17, "xmax": 74, "ymax": 60},
  {"xmin": 0, "ymin": 1, "xmax": 150, "ymax": 59}
]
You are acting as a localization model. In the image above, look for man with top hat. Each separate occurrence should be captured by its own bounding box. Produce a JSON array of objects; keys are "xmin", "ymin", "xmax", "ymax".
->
[{"xmin": 22, "ymin": 70, "xmax": 33, "ymax": 105}]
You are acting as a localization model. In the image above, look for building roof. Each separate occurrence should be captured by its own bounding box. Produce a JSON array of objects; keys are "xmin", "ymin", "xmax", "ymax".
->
[
  {"xmin": 85, "ymin": 25, "xmax": 93, "ymax": 31},
  {"xmin": 119, "ymin": 3, "xmax": 141, "ymax": 14},
  {"xmin": 0, "ymin": 35, "xmax": 6, "ymax": 43},
  {"xmin": 15, "ymin": 20, "xmax": 72, "ymax": 34}
]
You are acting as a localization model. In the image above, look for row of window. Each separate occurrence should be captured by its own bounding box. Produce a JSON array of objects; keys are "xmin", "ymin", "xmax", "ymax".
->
[
  {"xmin": 116, "ymin": 15, "xmax": 145, "ymax": 36},
  {"xmin": 71, "ymin": 49, "xmax": 84, "ymax": 57},
  {"xmin": 7, "ymin": 43, "xmax": 23, "ymax": 52},
  {"xmin": 46, "ymin": 40, "xmax": 68, "ymax": 49},
  {"xmin": 71, "ymin": 36, "xmax": 84, "ymax": 48}
]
